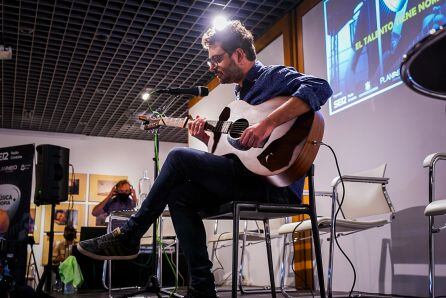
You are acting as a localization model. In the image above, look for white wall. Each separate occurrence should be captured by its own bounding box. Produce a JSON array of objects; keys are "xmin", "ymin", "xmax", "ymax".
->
[
  {"xmin": 303, "ymin": 2, "xmax": 446, "ymax": 296},
  {"xmin": 188, "ymin": 36, "xmax": 294, "ymax": 287},
  {"xmin": 0, "ymin": 128, "xmax": 182, "ymax": 274}
]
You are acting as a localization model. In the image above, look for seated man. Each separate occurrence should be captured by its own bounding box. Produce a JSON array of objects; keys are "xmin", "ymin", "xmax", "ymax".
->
[
  {"xmin": 52, "ymin": 225, "xmax": 78, "ymax": 291},
  {"xmin": 78, "ymin": 20, "xmax": 332, "ymax": 297},
  {"xmin": 91, "ymin": 180, "xmax": 138, "ymax": 226}
]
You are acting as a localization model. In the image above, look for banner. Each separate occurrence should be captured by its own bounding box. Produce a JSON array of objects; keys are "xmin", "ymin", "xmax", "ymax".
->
[
  {"xmin": 323, "ymin": 0, "xmax": 446, "ymax": 114},
  {"xmin": 0, "ymin": 144, "xmax": 35, "ymax": 286}
]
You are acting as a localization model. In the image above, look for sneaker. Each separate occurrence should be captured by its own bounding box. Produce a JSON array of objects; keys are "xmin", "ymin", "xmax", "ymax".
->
[{"xmin": 76, "ymin": 227, "xmax": 139, "ymax": 260}]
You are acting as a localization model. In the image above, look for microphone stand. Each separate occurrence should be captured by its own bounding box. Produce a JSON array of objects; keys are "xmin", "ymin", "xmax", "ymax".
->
[{"xmin": 123, "ymin": 96, "xmax": 182, "ymax": 298}]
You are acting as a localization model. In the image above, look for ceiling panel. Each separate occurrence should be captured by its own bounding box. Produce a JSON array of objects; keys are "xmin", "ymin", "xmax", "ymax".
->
[{"xmin": 1, "ymin": 0, "xmax": 300, "ymax": 143}]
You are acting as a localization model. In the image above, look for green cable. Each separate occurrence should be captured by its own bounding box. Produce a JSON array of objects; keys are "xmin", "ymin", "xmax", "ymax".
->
[
  {"xmin": 156, "ymin": 237, "xmax": 179, "ymax": 297},
  {"xmin": 152, "ymin": 217, "xmax": 179, "ymax": 295}
]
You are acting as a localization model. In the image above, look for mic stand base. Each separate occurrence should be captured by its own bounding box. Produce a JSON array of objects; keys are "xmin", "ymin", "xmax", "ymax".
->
[
  {"xmin": 116, "ymin": 274, "xmax": 183, "ymax": 297},
  {"xmin": 117, "ymin": 275, "xmax": 161, "ymax": 298}
]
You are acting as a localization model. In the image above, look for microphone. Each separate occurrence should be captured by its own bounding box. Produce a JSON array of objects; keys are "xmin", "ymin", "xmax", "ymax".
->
[{"xmin": 154, "ymin": 86, "xmax": 209, "ymax": 96}]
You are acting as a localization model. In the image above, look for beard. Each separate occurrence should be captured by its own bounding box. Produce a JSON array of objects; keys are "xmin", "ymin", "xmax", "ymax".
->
[{"xmin": 215, "ymin": 59, "xmax": 244, "ymax": 84}]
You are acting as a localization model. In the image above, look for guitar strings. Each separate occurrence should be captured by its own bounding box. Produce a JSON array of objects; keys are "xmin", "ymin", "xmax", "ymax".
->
[{"xmin": 206, "ymin": 121, "xmax": 249, "ymax": 135}]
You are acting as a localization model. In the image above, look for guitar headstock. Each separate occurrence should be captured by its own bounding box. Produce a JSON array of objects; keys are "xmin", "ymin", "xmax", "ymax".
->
[
  {"xmin": 139, "ymin": 114, "xmax": 190, "ymax": 130},
  {"xmin": 138, "ymin": 115, "xmax": 163, "ymax": 130}
]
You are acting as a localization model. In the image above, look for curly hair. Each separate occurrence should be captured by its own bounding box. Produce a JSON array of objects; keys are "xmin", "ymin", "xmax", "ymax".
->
[{"xmin": 202, "ymin": 20, "xmax": 256, "ymax": 61}]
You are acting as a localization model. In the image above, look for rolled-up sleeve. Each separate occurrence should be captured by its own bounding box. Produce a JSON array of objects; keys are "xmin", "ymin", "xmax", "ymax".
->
[{"xmin": 278, "ymin": 68, "xmax": 333, "ymax": 111}]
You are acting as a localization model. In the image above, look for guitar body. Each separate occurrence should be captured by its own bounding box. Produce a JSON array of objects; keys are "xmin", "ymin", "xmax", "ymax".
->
[{"xmin": 207, "ymin": 97, "xmax": 324, "ymax": 187}]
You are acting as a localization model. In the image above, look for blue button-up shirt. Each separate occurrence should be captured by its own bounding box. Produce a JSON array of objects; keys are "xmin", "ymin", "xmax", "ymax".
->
[{"xmin": 235, "ymin": 61, "xmax": 332, "ymax": 201}]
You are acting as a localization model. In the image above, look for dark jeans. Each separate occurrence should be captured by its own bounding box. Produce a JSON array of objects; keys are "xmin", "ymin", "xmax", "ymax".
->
[{"xmin": 121, "ymin": 147, "xmax": 295, "ymax": 289}]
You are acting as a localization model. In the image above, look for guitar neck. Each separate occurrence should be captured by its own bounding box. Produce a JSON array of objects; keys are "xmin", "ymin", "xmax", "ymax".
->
[
  {"xmin": 159, "ymin": 117, "xmax": 232, "ymax": 134},
  {"xmin": 158, "ymin": 117, "xmax": 190, "ymax": 128}
]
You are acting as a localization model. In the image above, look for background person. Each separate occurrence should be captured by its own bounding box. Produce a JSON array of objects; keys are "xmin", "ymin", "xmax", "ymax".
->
[
  {"xmin": 91, "ymin": 180, "xmax": 138, "ymax": 226},
  {"xmin": 52, "ymin": 225, "xmax": 78, "ymax": 291}
]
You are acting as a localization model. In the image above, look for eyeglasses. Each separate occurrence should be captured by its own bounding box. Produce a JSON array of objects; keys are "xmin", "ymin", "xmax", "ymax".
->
[{"xmin": 206, "ymin": 52, "xmax": 227, "ymax": 67}]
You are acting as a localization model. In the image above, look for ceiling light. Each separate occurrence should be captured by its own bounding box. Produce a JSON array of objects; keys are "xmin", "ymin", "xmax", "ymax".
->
[
  {"xmin": 213, "ymin": 15, "xmax": 229, "ymax": 31},
  {"xmin": 141, "ymin": 91, "xmax": 151, "ymax": 101}
]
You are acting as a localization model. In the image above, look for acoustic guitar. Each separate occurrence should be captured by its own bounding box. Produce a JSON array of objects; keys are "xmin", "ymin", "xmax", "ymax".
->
[{"xmin": 140, "ymin": 97, "xmax": 324, "ymax": 186}]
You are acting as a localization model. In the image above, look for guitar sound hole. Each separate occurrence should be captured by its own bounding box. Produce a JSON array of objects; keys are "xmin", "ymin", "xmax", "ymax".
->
[{"xmin": 229, "ymin": 119, "xmax": 249, "ymax": 138}]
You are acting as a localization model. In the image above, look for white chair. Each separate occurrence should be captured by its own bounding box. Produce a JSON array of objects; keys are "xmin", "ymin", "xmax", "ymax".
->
[
  {"xmin": 278, "ymin": 164, "xmax": 394, "ymax": 296},
  {"xmin": 423, "ymin": 152, "xmax": 446, "ymax": 298},
  {"xmin": 208, "ymin": 219, "xmax": 281, "ymax": 292}
]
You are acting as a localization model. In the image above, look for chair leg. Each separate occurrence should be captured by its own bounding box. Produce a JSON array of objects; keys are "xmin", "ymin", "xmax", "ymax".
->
[
  {"xmin": 327, "ymin": 234, "xmax": 335, "ymax": 297},
  {"xmin": 238, "ymin": 221, "xmax": 248, "ymax": 294},
  {"xmin": 279, "ymin": 218, "xmax": 298, "ymax": 297},
  {"xmin": 211, "ymin": 242, "xmax": 217, "ymax": 264},
  {"xmin": 264, "ymin": 219, "xmax": 277, "ymax": 298},
  {"xmin": 108, "ymin": 260, "xmax": 112, "ymax": 295},
  {"xmin": 211, "ymin": 219, "xmax": 218, "ymax": 263},
  {"xmin": 428, "ymin": 167, "xmax": 435, "ymax": 298},
  {"xmin": 327, "ymin": 189, "xmax": 338, "ymax": 298},
  {"xmin": 307, "ymin": 164, "xmax": 326, "ymax": 298},
  {"xmin": 232, "ymin": 204, "xmax": 240, "ymax": 298},
  {"xmin": 176, "ymin": 238, "xmax": 179, "ymax": 285},
  {"xmin": 310, "ymin": 213, "xmax": 326, "ymax": 298},
  {"xmin": 429, "ymin": 215, "xmax": 435, "ymax": 298},
  {"xmin": 280, "ymin": 233, "xmax": 287, "ymax": 290},
  {"xmin": 280, "ymin": 233, "xmax": 295, "ymax": 298}
]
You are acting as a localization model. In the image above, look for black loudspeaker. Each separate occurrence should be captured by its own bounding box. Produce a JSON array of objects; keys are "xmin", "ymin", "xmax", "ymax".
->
[
  {"xmin": 34, "ymin": 144, "xmax": 70, "ymax": 206},
  {"xmin": 400, "ymin": 27, "xmax": 446, "ymax": 100}
]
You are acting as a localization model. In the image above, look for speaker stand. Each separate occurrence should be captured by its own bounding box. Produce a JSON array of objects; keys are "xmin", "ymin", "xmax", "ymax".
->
[
  {"xmin": 26, "ymin": 236, "xmax": 40, "ymax": 286},
  {"xmin": 36, "ymin": 203, "xmax": 57, "ymax": 295}
]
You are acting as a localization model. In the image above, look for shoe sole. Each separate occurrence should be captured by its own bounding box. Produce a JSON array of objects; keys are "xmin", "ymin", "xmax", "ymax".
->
[{"xmin": 76, "ymin": 243, "xmax": 138, "ymax": 260}]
